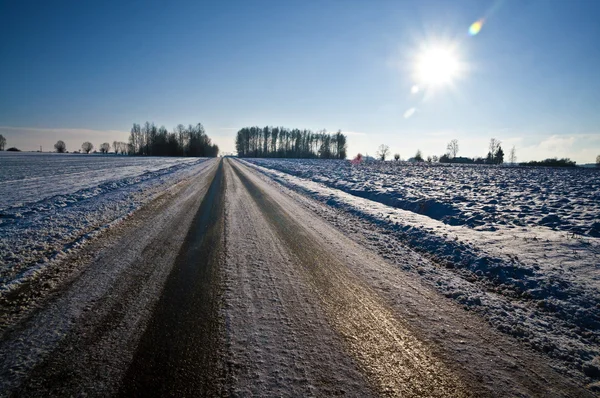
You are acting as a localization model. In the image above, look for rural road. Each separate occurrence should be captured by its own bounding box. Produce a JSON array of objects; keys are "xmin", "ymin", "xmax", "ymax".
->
[{"xmin": 0, "ymin": 158, "xmax": 593, "ymax": 397}]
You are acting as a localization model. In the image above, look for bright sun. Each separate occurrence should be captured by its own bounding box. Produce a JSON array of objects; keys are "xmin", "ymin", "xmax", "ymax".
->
[{"xmin": 415, "ymin": 47, "xmax": 460, "ymax": 86}]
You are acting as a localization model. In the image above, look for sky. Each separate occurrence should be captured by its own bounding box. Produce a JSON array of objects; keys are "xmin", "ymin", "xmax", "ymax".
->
[{"xmin": 1, "ymin": 0, "xmax": 599, "ymax": 162}]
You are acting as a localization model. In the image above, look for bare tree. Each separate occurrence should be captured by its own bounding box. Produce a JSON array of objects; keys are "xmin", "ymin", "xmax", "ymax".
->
[
  {"xmin": 446, "ymin": 139, "xmax": 459, "ymax": 158},
  {"xmin": 113, "ymin": 141, "xmax": 119, "ymax": 154},
  {"xmin": 376, "ymin": 144, "xmax": 390, "ymax": 161},
  {"xmin": 432, "ymin": 155, "xmax": 439, "ymax": 162},
  {"xmin": 394, "ymin": 153, "xmax": 400, "ymax": 161},
  {"xmin": 596, "ymin": 154, "xmax": 600, "ymax": 167},
  {"xmin": 509, "ymin": 145, "xmax": 517, "ymax": 164},
  {"xmin": 100, "ymin": 142, "xmax": 110, "ymax": 154},
  {"xmin": 54, "ymin": 140, "xmax": 66, "ymax": 153},
  {"xmin": 82, "ymin": 142, "xmax": 94, "ymax": 154},
  {"xmin": 0, "ymin": 134, "xmax": 6, "ymax": 151}
]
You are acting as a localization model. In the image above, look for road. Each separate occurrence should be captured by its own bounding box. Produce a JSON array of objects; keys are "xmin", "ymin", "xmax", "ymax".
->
[{"xmin": 0, "ymin": 158, "xmax": 593, "ymax": 397}]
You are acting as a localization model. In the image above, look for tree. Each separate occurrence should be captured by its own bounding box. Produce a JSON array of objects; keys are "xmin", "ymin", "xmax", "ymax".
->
[
  {"xmin": 509, "ymin": 146, "xmax": 517, "ymax": 164},
  {"xmin": 100, "ymin": 142, "xmax": 110, "ymax": 154},
  {"xmin": 446, "ymin": 139, "xmax": 459, "ymax": 158},
  {"xmin": 0, "ymin": 134, "xmax": 6, "ymax": 150},
  {"xmin": 494, "ymin": 146, "xmax": 504, "ymax": 164},
  {"xmin": 54, "ymin": 140, "xmax": 66, "ymax": 153},
  {"xmin": 376, "ymin": 144, "xmax": 390, "ymax": 161},
  {"xmin": 414, "ymin": 149, "xmax": 424, "ymax": 162},
  {"xmin": 394, "ymin": 153, "xmax": 400, "ymax": 161},
  {"xmin": 235, "ymin": 126, "xmax": 344, "ymax": 159},
  {"xmin": 82, "ymin": 142, "xmax": 94, "ymax": 154},
  {"xmin": 432, "ymin": 155, "xmax": 439, "ymax": 162},
  {"xmin": 486, "ymin": 138, "xmax": 501, "ymax": 164},
  {"xmin": 596, "ymin": 154, "xmax": 600, "ymax": 167}
]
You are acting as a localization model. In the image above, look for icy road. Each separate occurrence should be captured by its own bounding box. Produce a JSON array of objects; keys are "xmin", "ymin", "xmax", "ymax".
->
[{"xmin": 0, "ymin": 158, "xmax": 594, "ymax": 397}]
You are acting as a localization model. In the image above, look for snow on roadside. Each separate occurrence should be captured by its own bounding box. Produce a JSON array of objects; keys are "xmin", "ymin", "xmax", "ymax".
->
[
  {"xmin": 242, "ymin": 159, "xmax": 600, "ymax": 381},
  {"xmin": 0, "ymin": 154, "xmax": 214, "ymax": 292}
]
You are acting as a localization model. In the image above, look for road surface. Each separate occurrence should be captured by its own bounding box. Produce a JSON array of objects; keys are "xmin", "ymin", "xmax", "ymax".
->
[{"xmin": 0, "ymin": 158, "xmax": 593, "ymax": 397}]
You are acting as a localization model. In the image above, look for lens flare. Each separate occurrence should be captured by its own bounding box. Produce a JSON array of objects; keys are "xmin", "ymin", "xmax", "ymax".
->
[
  {"xmin": 469, "ymin": 20, "xmax": 484, "ymax": 36},
  {"xmin": 403, "ymin": 107, "xmax": 416, "ymax": 119}
]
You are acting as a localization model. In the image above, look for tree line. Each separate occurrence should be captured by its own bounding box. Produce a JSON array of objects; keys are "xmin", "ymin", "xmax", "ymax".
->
[
  {"xmin": 374, "ymin": 138, "xmax": 599, "ymax": 167},
  {"xmin": 128, "ymin": 122, "xmax": 218, "ymax": 157},
  {"xmin": 235, "ymin": 126, "xmax": 347, "ymax": 159},
  {"xmin": 49, "ymin": 123, "xmax": 219, "ymax": 156}
]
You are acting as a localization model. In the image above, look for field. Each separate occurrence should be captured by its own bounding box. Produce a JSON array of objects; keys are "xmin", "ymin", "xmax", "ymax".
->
[
  {"xmin": 246, "ymin": 159, "xmax": 600, "ymax": 237},
  {"xmin": 244, "ymin": 158, "xmax": 600, "ymax": 379},
  {"xmin": 0, "ymin": 152, "xmax": 211, "ymax": 289}
]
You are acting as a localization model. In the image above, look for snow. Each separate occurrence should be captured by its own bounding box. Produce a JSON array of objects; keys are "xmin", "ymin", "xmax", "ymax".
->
[
  {"xmin": 242, "ymin": 158, "xmax": 600, "ymax": 381},
  {"xmin": 245, "ymin": 159, "xmax": 600, "ymax": 237},
  {"xmin": 0, "ymin": 152, "xmax": 213, "ymax": 291}
]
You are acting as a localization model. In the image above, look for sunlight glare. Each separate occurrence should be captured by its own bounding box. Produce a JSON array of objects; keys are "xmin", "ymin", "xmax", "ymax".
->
[{"xmin": 415, "ymin": 47, "xmax": 460, "ymax": 86}]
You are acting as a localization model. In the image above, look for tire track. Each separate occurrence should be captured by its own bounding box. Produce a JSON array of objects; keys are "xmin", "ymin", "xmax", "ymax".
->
[
  {"xmin": 118, "ymin": 159, "xmax": 226, "ymax": 397},
  {"xmin": 229, "ymin": 159, "xmax": 469, "ymax": 397}
]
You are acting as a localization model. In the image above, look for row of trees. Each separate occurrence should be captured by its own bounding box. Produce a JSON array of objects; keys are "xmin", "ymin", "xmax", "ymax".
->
[
  {"xmin": 437, "ymin": 138, "xmax": 513, "ymax": 164},
  {"xmin": 376, "ymin": 138, "xmax": 600, "ymax": 168},
  {"xmin": 128, "ymin": 122, "xmax": 218, "ymax": 157},
  {"xmin": 235, "ymin": 126, "xmax": 347, "ymax": 159}
]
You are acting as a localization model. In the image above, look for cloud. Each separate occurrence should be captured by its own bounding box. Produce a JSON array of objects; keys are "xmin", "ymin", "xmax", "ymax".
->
[{"xmin": 518, "ymin": 134, "xmax": 599, "ymax": 164}]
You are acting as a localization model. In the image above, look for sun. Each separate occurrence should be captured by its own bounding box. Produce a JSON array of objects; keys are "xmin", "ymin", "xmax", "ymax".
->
[{"xmin": 415, "ymin": 46, "xmax": 461, "ymax": 86}]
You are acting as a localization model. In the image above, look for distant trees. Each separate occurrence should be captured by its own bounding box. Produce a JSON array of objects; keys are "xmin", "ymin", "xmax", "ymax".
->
[
  {"xmin": 54, "ymin": 140, "xmax": 66, "ymax": 153},
  {"xmin": 235, "ymin": 127, "xmax": 347, "ymax": 159},
  {"xmin": 596, "ymin": 155, "xmax": 600, "ymax": 167},
  {"xmin": 129, "ymin": 122, "xmax": 218, "ymax": 157},
  {"xmin": 82, "ymin": 142, "xmax": 94, "ymax": 154},
  {"xmin": 414, "ymin": 149, "xmax": 424, "ymax": 162},
  {"xmin": 394, "ymin": 153, "xmax": 400, "ymax": 161},
  {"xmin": 112, "ymin": 141, "xmax": 128, "ymax": 154},
  {"xmin": 0, "ymin": 134, "xmax": 6, "ymax": 151},
  {"xmin": 495, "ymin": 146, "xmax": 504, "ymax": 164},
  {"xmin": 376, "ymin": 144, "xmax": 390, "ymax": 161},
  {"xmin": 520, "ymin": 158, "xmax": 576, "ymax": 167},
  {"xmin": 100, "ymin": 143, "xmax": 110, "ymax": 154},
  {"xmin": 486, "ymin": 138, "xmax": 504, "ymax": 164},
  {"xmin": 446, "ymin": 139, "xmax": 459, "ymax": 159}
]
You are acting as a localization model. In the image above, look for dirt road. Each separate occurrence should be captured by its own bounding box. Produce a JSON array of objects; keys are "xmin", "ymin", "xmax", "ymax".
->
[{"xmin": 0, "ymin": 158, "xmax": 593, "ymax": 397}]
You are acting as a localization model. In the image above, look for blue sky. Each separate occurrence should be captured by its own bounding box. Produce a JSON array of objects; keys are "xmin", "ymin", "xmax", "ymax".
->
[{"xmin": 1, "ymin": 0, "xmax": 599, "ymax": 162}]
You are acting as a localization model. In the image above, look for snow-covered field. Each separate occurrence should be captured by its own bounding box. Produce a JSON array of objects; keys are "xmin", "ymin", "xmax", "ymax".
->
[
  {"xmin": 247, "ymin": 159, "xmax": 600, "ymax": 237},
  {"xmin": 243, "ymin": 158, "xmax": 600, "ymax": 381},
  {"xmin": 0, "ymin": 152, "xmax": 213, "ymax": 291}
]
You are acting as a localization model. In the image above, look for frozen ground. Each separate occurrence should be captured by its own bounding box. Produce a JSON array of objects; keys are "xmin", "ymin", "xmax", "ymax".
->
[
  {"xmin": 247, "ymin": 159, "xmax": 600, "ymax": 237},
  {"xmin": 0, "ymin": 152, "xmax": 213, "ymax": 291},
  {"xmin": 243, "ymin": 158, "xmax": 600, "ymax": 384}
]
